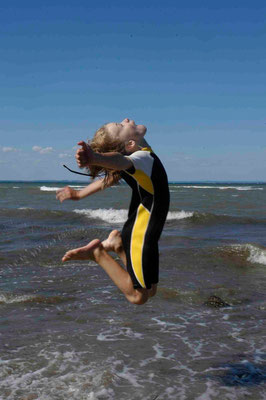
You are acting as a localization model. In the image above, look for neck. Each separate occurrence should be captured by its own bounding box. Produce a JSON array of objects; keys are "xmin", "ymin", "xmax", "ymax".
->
[{"xmin": 138, "ymin": 138, "xmax": 150, "ymax": 149}]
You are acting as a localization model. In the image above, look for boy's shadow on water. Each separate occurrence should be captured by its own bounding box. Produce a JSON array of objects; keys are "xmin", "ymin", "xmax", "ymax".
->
[{"xmin": 212, "ymin": 361, "xmax": 266, "ymax": 387}]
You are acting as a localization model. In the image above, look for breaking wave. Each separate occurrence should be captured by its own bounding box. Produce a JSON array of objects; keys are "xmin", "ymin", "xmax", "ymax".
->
[
  {"xmin": 217, "ymin": 243, "xmax": 266, "ymax": 266},
  {"xmin": 167, "ymin": 211, "xmax": 194, "ymax": 220},
  {"xmin": 171, "ymin": 185, "xmax": 263, "ymax": 191},
  {"xmin": 74, "ymin": 208, "xmax": 128, "ymax": 224},
  {"xmin": 232, "ymin": 244, "xmax": 266, "ymax": 266},
  {"xmin": 73, "ymin": 208, "xmax": 195, "ymax": 224},
  {"xmin": 73, "ymin": 208, "xmax": 266, "ymax": 225}
]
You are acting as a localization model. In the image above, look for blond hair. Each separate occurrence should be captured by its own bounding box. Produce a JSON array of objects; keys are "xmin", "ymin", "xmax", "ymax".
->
[{"xmin": 87, "ymin": 124, "xmax": 125, "ymax": 186}]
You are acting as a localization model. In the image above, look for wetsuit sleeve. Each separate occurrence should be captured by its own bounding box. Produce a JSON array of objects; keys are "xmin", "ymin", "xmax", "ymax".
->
[
  {"xmin": 124, "ymin": 150, "xmax": 155, "ymax": 195},
  {"xmin": 124, "ymin": 150, "xmax": 153, "ymax": 177}
]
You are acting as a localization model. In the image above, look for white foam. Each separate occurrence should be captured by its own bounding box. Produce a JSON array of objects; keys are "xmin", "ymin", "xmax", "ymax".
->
[
  {"xmin": 195, "ymin": 381, "xmax": 220, "ymax": 400},
  {"xmin": 219, "ymin": 186, "xmax": 262, "ymax": 191},
  {"xmin": 74, "ymin": 208, "xmax": 194, "ymax": 224},
  {"xmin": 97, "ymin": 327, "xmax": 143, "ymax": 341},
  {"xmin": 40, "ymin": 186, "xmax": 60, "ymax": 191},
  {"xmin": 167, "ymin": 210, "xmax": 194, "ymax": 220},
  {"xmin": 40, "ymin": 185, "xmax": 88, "ymax": 192},
  {"xmin": 1, "ymin": 349, "xmax": 117, "ymax": 400},
  {"xmin": 151, "ymin": 316, "xmax": 181, "ymax": 329},
  {"xmin": 153, "ymin": 343, "xmax": 164, "ymax": 359},
  {"xmin": 247, "ymin": 244, "xmax": 266, "ymax": 265},
  {"xmin": 111, "ymin": 360, "xmax": 142, "ymax": 387},
  {"xmin": 0, "ymin": 292, "xmax": 35, "ymax": 304}
]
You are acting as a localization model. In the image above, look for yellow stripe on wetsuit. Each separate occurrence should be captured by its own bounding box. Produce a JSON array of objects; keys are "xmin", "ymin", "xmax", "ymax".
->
[
  {"xmin": 132, "ymin": 170, "xmax": 154, "ymax": 194},
  {"xmin": 130, "ymin": 204, "xmax": 151, "ymax": 288}
]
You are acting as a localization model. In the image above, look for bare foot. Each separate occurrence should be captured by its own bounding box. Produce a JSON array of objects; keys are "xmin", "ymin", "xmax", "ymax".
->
[
  {"xmin": 102, "ymin": 230, "xmax": 123, "ymax": 253},
  {"xmin": 62, "ymin": 239, "xmax": 101, "ymax": 262}
]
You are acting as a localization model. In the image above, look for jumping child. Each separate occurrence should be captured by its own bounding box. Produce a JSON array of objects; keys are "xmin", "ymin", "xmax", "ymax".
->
[{"xmin": 56, "ymin": 118, "xmax": 170, "ymax": 305}]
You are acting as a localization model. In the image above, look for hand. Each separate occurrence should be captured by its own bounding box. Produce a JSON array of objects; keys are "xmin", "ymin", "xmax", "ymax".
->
[
  {"xmin": 56, "ymin": 186, "xmax": 79, "ymax": 203},
  {"xmin": 76, "ymin": 141, "xmax": 95, "ymax": 168}
]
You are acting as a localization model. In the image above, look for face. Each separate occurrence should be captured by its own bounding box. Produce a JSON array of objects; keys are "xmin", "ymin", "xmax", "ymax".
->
[{"xmin": 106, "ymin": 118, "xmax": 147, "ymax": 145}]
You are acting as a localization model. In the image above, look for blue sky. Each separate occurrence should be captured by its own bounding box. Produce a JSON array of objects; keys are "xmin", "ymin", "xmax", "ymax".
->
[{"xmin": 1, "ymin": 0, "xmax": 266, "ymax": 181}]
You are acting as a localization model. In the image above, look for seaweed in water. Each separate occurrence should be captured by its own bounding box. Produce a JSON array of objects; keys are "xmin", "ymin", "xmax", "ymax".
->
[{"xmin": 218, "ymin": 362, "xmax": 266, "ymax": 386}]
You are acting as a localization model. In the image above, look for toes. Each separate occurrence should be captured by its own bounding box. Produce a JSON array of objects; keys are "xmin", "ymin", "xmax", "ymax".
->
[
  {"xmin": 62, "ymin": 250, "xmax": 75, "ymax": 262},
  {"xmin": 109, "ymin": 229, "xmax": 120, "ymax": 238},
  {"xmin": 62, "ymin": 255, "xmax": 70, "ymax": 262}
]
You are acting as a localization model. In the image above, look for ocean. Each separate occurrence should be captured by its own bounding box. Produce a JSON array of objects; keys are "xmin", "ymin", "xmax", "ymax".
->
[{"xmin": 0, "ymin": 181, "xmax": 266, "ymax": 399}]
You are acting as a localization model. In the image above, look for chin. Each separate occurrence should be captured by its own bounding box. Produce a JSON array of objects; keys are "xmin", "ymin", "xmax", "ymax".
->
[{"xmin": 137, "ymin": 124, "xmax": 147, "ymax": 135}]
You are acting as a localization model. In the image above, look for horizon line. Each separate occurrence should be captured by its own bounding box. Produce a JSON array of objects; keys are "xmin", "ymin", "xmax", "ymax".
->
[{"xmin": 0, "ymin": 180, "xmax": 266, "ymax": 184}]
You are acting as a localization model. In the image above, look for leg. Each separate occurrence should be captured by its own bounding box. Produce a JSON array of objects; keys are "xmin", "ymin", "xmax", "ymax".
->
[
  {"xmin": 102, "ymin": 230, "xmax": 157, "ymax": 300},
  {"xmin": 62, "ymin": 239, "xmax": 150, "ymax": 305}
]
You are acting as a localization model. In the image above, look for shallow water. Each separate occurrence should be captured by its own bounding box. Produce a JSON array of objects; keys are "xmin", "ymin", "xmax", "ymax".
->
[{"xmin": 1, "ymin": 181, "xmax": 266, "ymax": 399}]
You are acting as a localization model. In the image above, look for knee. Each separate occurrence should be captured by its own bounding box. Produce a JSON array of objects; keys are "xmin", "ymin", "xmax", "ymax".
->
[{"xmin": 127, "ymin": 290, "xmax": 149, "ymax": 305}]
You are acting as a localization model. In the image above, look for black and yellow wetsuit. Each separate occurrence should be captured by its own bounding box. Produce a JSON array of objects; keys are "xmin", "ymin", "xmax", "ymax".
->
[{"xmin": 120, "ymin": 147, "xmax": 170, "ymax": 289}]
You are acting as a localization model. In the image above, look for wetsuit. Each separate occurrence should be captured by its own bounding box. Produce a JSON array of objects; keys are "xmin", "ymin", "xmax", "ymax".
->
[{"xmin": 120, "ymin": 147, "xmax": 170, "ymax": 289}]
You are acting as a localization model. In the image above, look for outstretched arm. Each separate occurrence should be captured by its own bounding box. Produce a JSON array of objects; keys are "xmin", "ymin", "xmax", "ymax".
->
[
  {"xmin": 76, "ymin": 141, "xmax": 133, "ymax": 171},
  {"xmin": 56, "ymin": 175, "xmax": 115, "ymax": 203}
]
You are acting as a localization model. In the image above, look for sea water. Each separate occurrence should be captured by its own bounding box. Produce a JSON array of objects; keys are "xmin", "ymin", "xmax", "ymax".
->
[{"xmin": 0, "ymin": 181, "xmax": 266, "ymax": 399}]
